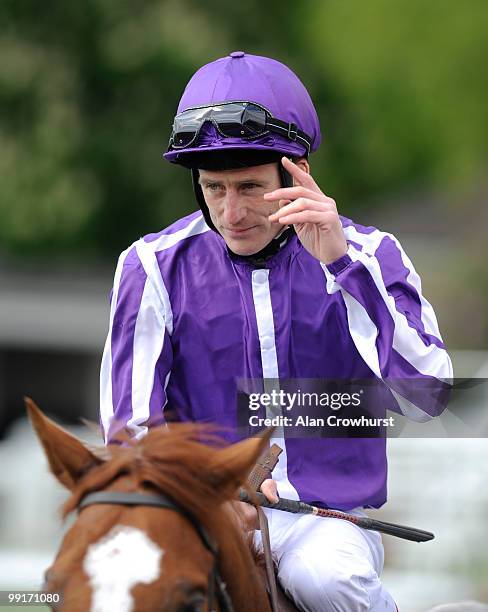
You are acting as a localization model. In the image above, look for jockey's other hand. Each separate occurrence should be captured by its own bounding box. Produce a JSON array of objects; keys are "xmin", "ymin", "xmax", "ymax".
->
[
  {"xmin": 227, "ymin": 501, "xmax": 260, "ymax": 531},
  {"xmin": 260, "ymin": 478, "xmax": 279, "ymax": 503},
  {"xmin": 225, "ymin": 479, "xmax": 279, "ymax": 532}
]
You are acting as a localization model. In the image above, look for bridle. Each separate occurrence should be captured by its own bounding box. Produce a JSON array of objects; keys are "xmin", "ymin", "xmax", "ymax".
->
[{"xmin": 79, "ymin": 491, "xmax": 234, "ymax": 612}]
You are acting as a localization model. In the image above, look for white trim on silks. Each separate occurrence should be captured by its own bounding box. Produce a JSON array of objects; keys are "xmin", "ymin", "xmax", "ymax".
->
[
  {"xmin": 331, "ymin": 282, "xmax": 431, "ymax": 422},
  {"xmin": 321, "ymin": 245, "xmax": 448, "ymax": 421},
  {"xmin": 343, "ymin": 225, "xmax": 450, "ymax": 356},
  {"xmin": 136, "ymin": 242, "xmax": 173, "ymax": 336},
  {"xmin": 126, "ymin": 277, "xmax": 168, "ymax": 440},
  {"xmin": 320, "ymin": 262, "xmax": 342, "ymax": 296},
  {"xmin": 135, "ymin": 214, "xmax": 211, "ymax": 336},
  {"xmin": 339, "ymin": 289, "xmax": 382, "ymax": 379},
  {"xmin": 161, "ymin": 370, "xmax": 172, "ymax": 418},
  {"xmin": 251, "ymin": 269, "xmax": 300, "ymax": 502},
  {"xmin": 100, "ymin": 245, "xmax": 135, "ymax": 444},
  {"xmin": 252, "ymin": 269, "xmax": 279, "ymax": 380},
  {"xmin": 390, "ymin": 389, "xmax": 432, "ymax": 423},
  {"xmin": 102, "ymin": 214, "xmax": 209, "ymax": 443},
  {"xmin": 151, "ymin": 213, "xmax": 210, "ymax": 254},
  {"xmin": 346, "ymin": 243, "xmax": 453, "ymax": 381}
]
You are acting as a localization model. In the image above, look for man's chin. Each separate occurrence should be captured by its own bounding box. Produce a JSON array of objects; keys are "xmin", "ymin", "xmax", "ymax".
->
[
  {"xmin": 227, "ymin": 242, "xmax": 264, "ymax": 256},
  {"xmin": 223, "ymin": 234, "xmax": 270, "ymax": 256}
]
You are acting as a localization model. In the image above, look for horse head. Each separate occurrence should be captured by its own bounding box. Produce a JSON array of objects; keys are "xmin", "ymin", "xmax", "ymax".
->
[{"xmin": 26, "ymin": 398, "xmax": 272, "ymax": 612}]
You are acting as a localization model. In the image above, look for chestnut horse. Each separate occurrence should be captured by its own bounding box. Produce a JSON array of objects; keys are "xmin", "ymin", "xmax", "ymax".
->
[{"xmin": 27, "ymin": 399, "xmax": 279, "ymax": 612}]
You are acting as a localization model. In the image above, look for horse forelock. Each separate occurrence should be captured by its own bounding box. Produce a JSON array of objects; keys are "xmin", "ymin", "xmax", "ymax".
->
[{"xmin": 63, "ymin": 424, "xmax": 230, "ymax": 521}]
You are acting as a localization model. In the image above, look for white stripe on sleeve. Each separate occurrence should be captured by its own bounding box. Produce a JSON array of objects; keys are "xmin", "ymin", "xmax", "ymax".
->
[
  {"xmin": 344, "ymin": 226, "xmax": 444, "ymax": 342},
  {"xmin": 99, "ymin": 244, "xmax": 135, "ymax": 444},
  {"xmin": 332, "ymin": 269, "xmax": 435, "ymax": 421},
  {"xmin": 136, "ymin": 241, "xmax": 173, "ymax": 335},
  {"xmin": 346, "ymin": 242, "xmax": 452, "ymax": 381},
  {"xmin": 126, "ymin": 276, "xmax": 167, "ymax": 440}
]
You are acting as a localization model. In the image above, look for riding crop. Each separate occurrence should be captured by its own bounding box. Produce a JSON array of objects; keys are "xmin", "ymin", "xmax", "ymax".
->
[{"xmin": 238, "ymin": 489, "xmax": 434, "ymax": 543}]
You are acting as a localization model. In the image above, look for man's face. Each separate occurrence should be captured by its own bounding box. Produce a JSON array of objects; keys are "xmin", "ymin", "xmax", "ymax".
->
[{"xmin": 198, "ymin": 163, "xmax": 283, "ymax": 256}]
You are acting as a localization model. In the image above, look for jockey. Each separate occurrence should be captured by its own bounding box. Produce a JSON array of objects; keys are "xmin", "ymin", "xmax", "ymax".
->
[{"xmin": 100, "ymin": 52, "xmax": 452, "ymax": 611}]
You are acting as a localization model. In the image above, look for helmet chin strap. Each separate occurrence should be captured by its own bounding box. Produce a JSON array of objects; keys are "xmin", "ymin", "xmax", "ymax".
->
[
  {"xmin": 191, "ymin": 167, "xmax": 217, "ymax": 231},
  {"xmin": 191, "ymin": 161, "xmax": 295, "ymax": 263}
]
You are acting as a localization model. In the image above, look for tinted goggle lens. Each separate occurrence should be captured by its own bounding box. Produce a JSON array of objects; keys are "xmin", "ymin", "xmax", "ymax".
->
[{"xmin": 170, "ymin": 103, "xmax": 268, "ymax": 149}]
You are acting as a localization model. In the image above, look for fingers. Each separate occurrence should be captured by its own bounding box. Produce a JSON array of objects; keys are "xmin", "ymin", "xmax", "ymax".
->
[
  {"xmin": 260, "ymin": 478, "xmax": 279, "ymax": 504},
  {"xmin": 281, "ymin": 156, "xmax": 318, "ymax": 190},
  {"xmin": 269, "ymin": 198, "xmax": 336, "ymax": 223},
  {"xmin": 272, "ymin": 210, "xmax": 332, "ymax": 226},
  {"xmin": 264, "ymin": 159, "xmax": 334, "ymax": 210},
  {"xmin": 264, "ymin": 185, "xmax": 330, "ymax": 204},
  {"xmin": 225, "ymin": 501, "xmax": 259, "ymax": 531}
]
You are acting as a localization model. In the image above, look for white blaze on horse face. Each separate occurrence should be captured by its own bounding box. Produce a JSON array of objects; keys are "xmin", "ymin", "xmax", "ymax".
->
[{"xmin": 83, "ymin": 525, "xmax": 163, "ymax": 612}]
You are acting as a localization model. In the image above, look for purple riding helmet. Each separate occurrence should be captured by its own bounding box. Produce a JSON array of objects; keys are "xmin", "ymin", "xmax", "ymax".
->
[{"xmin": 163, "ymin": 51, "xmax": 322, "ymax": 239}]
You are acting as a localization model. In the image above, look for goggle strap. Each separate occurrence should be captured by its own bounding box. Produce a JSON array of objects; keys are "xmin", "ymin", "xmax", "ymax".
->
[{"xmin": 265, "ymin": 117, "xmax": 311, "ymax": 154}]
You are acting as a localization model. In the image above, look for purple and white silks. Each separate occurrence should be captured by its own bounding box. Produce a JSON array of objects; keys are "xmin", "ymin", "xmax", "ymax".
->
[{"xmin": 99, "ymin": 211, "xmax": 452, "ymax": 511}]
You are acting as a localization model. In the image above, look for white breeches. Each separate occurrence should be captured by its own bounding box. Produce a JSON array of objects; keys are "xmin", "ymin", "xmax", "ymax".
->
[{"xmin": 254, "ymin": 508, "xmax": 397, "ymax": 612}]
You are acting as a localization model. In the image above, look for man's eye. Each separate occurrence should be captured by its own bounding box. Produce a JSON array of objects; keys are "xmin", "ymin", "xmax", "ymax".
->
[
  {"xmin": 242, "ymin": 183, "xmax": 259, "ymax": 190},
  {"xmin": 206, "ymin": 183, "xmax": 221, "ymax": 192}
]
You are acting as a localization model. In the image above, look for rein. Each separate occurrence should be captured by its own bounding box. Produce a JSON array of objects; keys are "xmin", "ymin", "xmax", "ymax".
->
[{"xmin": 79, "ymin": 491, "xmax": 234, "ymax": 612}]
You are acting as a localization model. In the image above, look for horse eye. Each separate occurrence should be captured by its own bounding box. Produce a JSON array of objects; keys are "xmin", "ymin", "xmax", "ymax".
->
[{"xmin": 179, "ymin": 593, "xmax": 205, "ymax": 612}]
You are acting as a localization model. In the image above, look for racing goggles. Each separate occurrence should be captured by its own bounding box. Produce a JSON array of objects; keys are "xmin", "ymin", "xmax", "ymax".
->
[{"xmin": 168, "ymin": 101, "xmax": 312, "ymax": 154}]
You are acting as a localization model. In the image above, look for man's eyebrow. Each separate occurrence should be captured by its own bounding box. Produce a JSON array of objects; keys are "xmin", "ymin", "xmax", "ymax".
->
[
  {"xmin": 238, "ymin": 178, "xmax": 266, "ymax": 185},
  {"xmin": 198, "ymin": 176, "xmax": 268, "ymax": 186},
  {"xmin": 198, "ymin": 177, "xmax": 221, "ymax": 186}
]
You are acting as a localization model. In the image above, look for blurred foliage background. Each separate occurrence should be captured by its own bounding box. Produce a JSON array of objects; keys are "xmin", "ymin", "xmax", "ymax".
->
[{"xmin": 0, "ymin": 0, "xmax": 487, "ymax": 347}]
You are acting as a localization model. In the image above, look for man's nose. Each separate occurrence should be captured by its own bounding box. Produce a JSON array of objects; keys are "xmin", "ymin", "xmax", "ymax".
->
[{"xmin": 223, "ymin": 190, "xmax": 246, "ymax": 226}]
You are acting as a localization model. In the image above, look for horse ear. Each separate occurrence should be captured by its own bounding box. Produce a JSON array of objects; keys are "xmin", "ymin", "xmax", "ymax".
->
[
  {"xmin": 25, "ymin": 397, "xmax": 102, "ymax": 491},
  {"xmin": 207, "ymin": 428, "xmax": 275, "ymax": 496}
]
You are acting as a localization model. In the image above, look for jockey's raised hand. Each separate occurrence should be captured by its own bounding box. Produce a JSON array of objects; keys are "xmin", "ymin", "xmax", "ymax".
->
[{"xmin": 266, "ymin": 157, "xmax": 348, "ymax": 265}]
